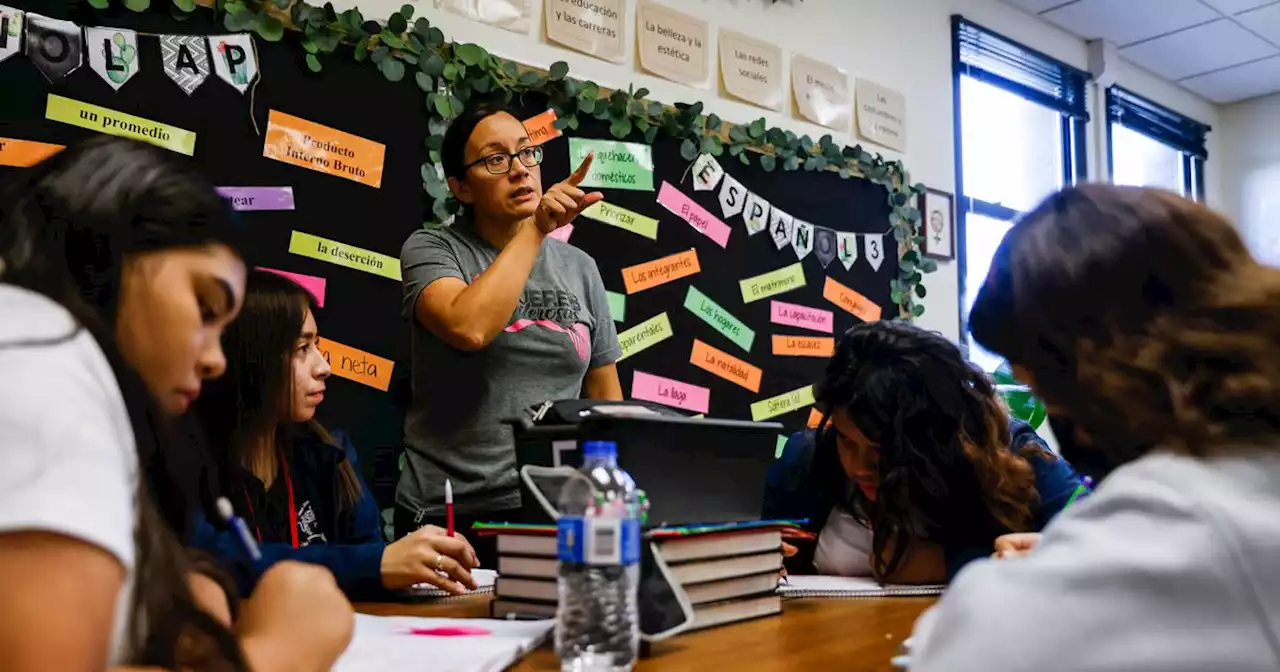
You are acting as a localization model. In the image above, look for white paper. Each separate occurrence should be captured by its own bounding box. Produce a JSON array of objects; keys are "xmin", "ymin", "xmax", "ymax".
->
[
  {"xmin": 85, "ymin": 26, "xmax": 140, "ymax": 91},
  {"xmin": 436, "ymin": 0, "xmax": 531, "ymax": 34},
  {"xmin": 743, "ymin": 192, "xmax": 771, "ymax": 236},
  {"xmin": 0, "ymin": 5, "xmax": 24, "ymax": 64},
  {"xmin": 792, "ymin": 220, "xmax": 815, "ymax": 260},
  {"xmin": 333, "ymin": 613, "xmax": 553, "ymax": 672},
  {"xmin": 837, "ymin": 231, "xmax": 858, "ymax": 270},
  {"xmin": 718, "ymin": 174, "xmax": 746, "ymax": 218},
  {"xmin": 692, "ymin": 153, "xmax": 723, "ymax": 191},
  {"xmin": 209, "ymin": 33, "xmax": 258, "ymax": 94},
  {"xmin": 864, "ymin": 233, "xmax": 886, "ymax": 271},
  {"xmin": 769, "ymin": 207, "xmax": 794, "ymax": 250}
]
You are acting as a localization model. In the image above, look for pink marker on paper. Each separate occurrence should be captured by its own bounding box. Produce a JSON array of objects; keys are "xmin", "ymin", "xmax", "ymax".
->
[
  {"xmin": 770, "ymin": 300, "xmax": 834, "ymax": 334},
  {"xmin": 631, "ymin": 370, "xmax": 711, "ymax": 414},
  {"xmin": 657, "ymin": 181, "xmax": 731, "ymax": 248},
  {"xmin": 257, "ymin": 267, "xmax": 327, "ymax": 307},
  {"xmin": 547, "ymin": 223, "xmax": 574, "ymax": 242},
  {"xmin": 407, "ymin": 626, "xmax": 492, "ymax": 637}
]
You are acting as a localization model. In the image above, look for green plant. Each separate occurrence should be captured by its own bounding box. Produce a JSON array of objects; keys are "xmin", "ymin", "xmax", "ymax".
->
[
  {"xmin": 993, "ymin": 362, "xmax": 1047, "ymax": 430},
  {"xmin": 79, "ymin": 0, "xmax": 934, "ymax": 320}
]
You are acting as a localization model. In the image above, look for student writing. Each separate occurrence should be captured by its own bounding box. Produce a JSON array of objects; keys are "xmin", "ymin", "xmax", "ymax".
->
[{"xmin": 191, "ymin": 269, "xmax": 481, "ymax": 597}]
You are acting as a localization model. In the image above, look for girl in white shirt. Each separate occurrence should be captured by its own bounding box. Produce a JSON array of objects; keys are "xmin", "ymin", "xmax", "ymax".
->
[{"xmin": 0, "ymin": 137, "xmax": 352, "ymax": 672}]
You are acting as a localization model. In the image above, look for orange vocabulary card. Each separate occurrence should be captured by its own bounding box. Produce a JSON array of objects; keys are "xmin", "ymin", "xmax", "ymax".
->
[
  {"xmin": 772, "ymin": 334, "xmax": 835, "ymax": 357},
  {"xmin": 263, "ymin": 110, "xmax": 386, "ymax": 188},
  {"xmin": 317, "ymin": 338, "xmax": 394, "ymax": 391},
  {"xmin": 523, "ymin": 109, "xmax": 562, "ymax": 146},
  {"xmin": 823, "ymin": 276, "xmax": 882, "ymax": 322},
  {"xmin": 0, "ymin": 137, "xmax": 63, "ymax": 167},
  {"xmin": 807, "ymin": 407, "xmax": 824, "ymax": 429},
  {"xmin": 690, "ymin": 339, "xmax": 763, "ymax": 392},
  {"xmin": 622, "ymin": 249, "xmax": 701, "ymax": 294}
]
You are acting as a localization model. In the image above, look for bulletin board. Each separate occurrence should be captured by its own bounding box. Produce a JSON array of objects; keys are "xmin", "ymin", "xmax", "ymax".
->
[{"xmin": 0, "ymin": 5, "xmax": 896, "ymax": 461}]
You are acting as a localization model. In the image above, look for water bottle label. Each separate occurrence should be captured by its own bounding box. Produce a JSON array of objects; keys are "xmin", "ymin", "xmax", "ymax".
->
[{"xmin": 557, "ymin": 516, "xmax": 641, "ymax": 566}]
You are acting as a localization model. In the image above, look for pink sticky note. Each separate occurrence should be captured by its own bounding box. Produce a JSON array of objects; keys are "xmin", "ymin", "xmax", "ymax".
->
[
  {"xmin": 657, "ymin": 181, "xmax": 731, "ymax": 248},
  {"xmin": 407, "ymin": 626, "xmax": 491, "ymax": 637},
  {"xmin": 631, "ymin": 370, "xmax": 711, "ymax": 414},
  {"xmin": 547, "ymin": 223, "xmax": 574, "ymax": 242},
  {"xmin": 258, "ymin": 267, "xmax": 327, "ymax": 307},
  {"xmin": 770, "ymin": 300, "xmax": 835, "ymax": 334}
]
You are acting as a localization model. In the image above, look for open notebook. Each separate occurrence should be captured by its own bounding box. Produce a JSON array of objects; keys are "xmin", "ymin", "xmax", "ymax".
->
[
  {"xmin": 778, "ymin": 575, "xmax": 944, "ymax": 598},
  {"xmin": 333, "ymin": 614, "xmax": 552, "ymax": 672},
  {"xmin": 401, "ymin": 568, "xmax": 498, "ymax": 599}
]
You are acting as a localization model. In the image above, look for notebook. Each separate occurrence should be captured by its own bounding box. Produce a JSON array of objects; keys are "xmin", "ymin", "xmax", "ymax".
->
[
  {"xmin": 333, "ymin": 614, "xmax": 553, "ymax": 672},
  {"xmin": 777, "ymin": 575, "xmax": 944, "ymax": 598},
  {"xmin": 401, "ymin": 568, "xmax": 498, "ymax": 598}
]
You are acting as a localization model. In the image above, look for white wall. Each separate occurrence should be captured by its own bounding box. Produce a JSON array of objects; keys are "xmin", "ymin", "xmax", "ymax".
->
[
  {"xmin": 1220, "ymin": 92, "xmax": 1280, "ymax": 264},
  {"xmin": 342, "ymin": 0, "xmax": 1221, "ymax": 341}
]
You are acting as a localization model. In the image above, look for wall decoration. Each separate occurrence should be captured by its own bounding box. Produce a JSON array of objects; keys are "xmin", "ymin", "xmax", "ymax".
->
[
  {"xmin": 25, "ymin": 14, "xmax": 83, "ymax": 82},
  {"xmin": 259, "ymin": 267, "xmax": 327, "ymax": 306},
  {"xmin": 742, "ymin": 192, "xmax": 770, "ymax": 236},
  {"xmin": 718, "ymin": 28, "xmax": 783, "ymax": 112},
  {"xmin": 683, "ymin": 285, "xmax": 755, "ymax": 352},
  {"xmin": 160, "ymin": 35, "xmax": 211, "ymax": 96},
  {"xmin": 263, "ymin": 110, "xmax": 386, "ymax": 187},
  {"xmin": 768, "ymin": 207, "xmax": 793, "ymax": 251},
  {"xmin": 437, "ymin": 0, "xmax": 532, "ymax": 35},
  {"xmin": 769, "ymin": 300, "xmax": 833, "ymax": 334},
  {"xmin": 836, "ymin": 231, "xmax": 857, "ymax": 270},
  {"xmin": 813, "ymin": 227, "xmax": 837, "ymax": 268},
  {"xmin": 823, "ymin": 276, "xmax": 881, "ymax": 323},
  {"xmin": 316, "ymin": 337, "xmax": 395, "ymax": 391},
  {"xmin": 791, "ymin": 220, "xmax": 814, "ymax": 260},
  {"xmin": 0, "ymin": 5, "xmax": 23, "ymax": 64},
  {"xmin": 545, "ymin": 0, "xmax": 625, "ymax": 63},
  {"xmin": 631, "ymin": 370, "xmax": 711, "ymax": 414},
  {"xmin": 636, "ymin": 0, "xmax": 709, "ymax": 88},
  {"xmin": 920, "ymin": 187, "xmax": 955, "ymax": 261},
  {"xmin": 617, "ymin": 312, "xmax": 674, "ymax": 360},
  {"xmin": 692, "ymin": 152, "xmax": 724, "ymax": 191},
  {"xmin": 581, "ymin": 200, "xmax": 659, "ymax": 240},
  {"xmin": 740, "ymin": 262, "xmax": 806, "ymax": 304},
  {"xmin": 85, "ymin": 27, "xmax": 141, "ymax": 91},
  {"xmin": 657, "ymin": 181, "xmax": 731, "ymax": 248},
  {"xmin": 863, "ymin": 232, "xmax": 886, "ymax": 271},
  {"xmin": 855, "ymin": 78, "xmax": 906, "ymax": 152},
  {"xmin": 690, "ymin": 339, "xmax": 762, "ymax": 393},
  {"xmin": 791, "ymin": 54, "xmax": 850, "ymax": 131},
  {"xmin": 772, "ymin": 335, "xmax": 834, "ymax": 358},
  {"xmin": 568, "ymin": 137, "xmax": 654, "ymax": 191},
  {"xmin": 209, "ymin": 33, "xmax": 258, "ymax": 94},
  {"xmin": 750, "ymin": 384, "xmax": 815, "ymax": 422},
  {"xmin": 622, "ymin": 248, "xmax": 701, "ymax": 294},
  {"xmin": 522, "ymin": 108, "xmax": 561, "ymax": 145},
  {"xmin": 45, "ymin": 94, "xmax": 196, "ymax": 155},
  {"xmin": 287, "ymin": 230, "xmax": 401, "ymax": 280},
  {"xmin": 216, "ymin": 186, "xmax": 296, "ymax": 211},
  {"xmin": 0, "ymin": 136, "xmax": 63, "ymax": 167}
]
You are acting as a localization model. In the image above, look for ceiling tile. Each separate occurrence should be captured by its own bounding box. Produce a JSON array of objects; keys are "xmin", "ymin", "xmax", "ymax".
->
[
  {"xmin": 1180, "ymin": 54, "xmax": 1280, "ymax": 101},
  {"xmin": 1237, "ymin": 2, "xmax": 1280, "ymax": 43},
  {"xmin": 1042, "ymin": 0, "xmax": 1220, "ymax": 46},
  {"xmin": 1121, "ymin": 19, "xmax": 1278, "ymax": 79},
  {"xmin": 1002, "ymin": 0, "xmax": 1079, "ymax": 13},
  {"xmin": 1200, "ymin": 0, "xmax": 1279, "ymax": 15}
]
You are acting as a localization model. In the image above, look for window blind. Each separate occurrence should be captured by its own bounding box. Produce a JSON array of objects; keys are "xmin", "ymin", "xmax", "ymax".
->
[
  {"xmin": 954, "ymin": 16, "xmax": 1090, "ymax": 120},
  {"xmin": 1108, "ymin": 86, "xmax": 1209, "ymax": 160}
]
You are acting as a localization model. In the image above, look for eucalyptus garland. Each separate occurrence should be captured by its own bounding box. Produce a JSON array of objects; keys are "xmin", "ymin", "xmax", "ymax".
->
[{"xmin": 73, "ymin": 0, "xmax": 936, "ymax": 319}]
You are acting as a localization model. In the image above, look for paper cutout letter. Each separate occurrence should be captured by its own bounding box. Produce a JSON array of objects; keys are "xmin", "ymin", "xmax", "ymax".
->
[
  {"xmin": 792, "ymin": 220, "xmax": 814, "ymax": 260},
  {"xmin": 622, "ymin": 249, "xmax": 700, "ymax": 294},
  {"xmin": 743, "ymin": 192, "xmax": 771, "ymax": 236},
  {"xmin": 837, "ymin": 231, "xmax": 858, "ymax": 270},
  {"xmin": 769, "ymin": 207, "xmax": 794, "ymax": 250},
  {"xmin": 692, "ymin": 153, "xmax": 724, "ymax": 192},
  {"xmin": 718, "ymin": 175, "xmax": 746, "ymax": 219}
]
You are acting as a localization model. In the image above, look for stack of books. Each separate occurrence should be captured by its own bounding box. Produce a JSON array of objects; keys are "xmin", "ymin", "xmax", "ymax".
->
[{"xmin": 477, "ymin": 523, "xmax": 560, "ymax": 619}]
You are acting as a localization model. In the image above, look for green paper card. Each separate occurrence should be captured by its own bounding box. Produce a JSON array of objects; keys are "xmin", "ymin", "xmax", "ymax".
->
[
  {"xmin": 683, "ymin": 286, "xmax": 755, "ymax": 352},
  {"xmin": 776, "ymin": 435, "xmax": 788, "ymax": 459},
  {"xmin": 289, "ymin": 231, "xmax": 401, "ymax": 281},
  {"xmin": 606, "ymin": 291, "xmax": 626, "ymax": 323},
  {"xmin": 569, "ymin": 137, "xmax": 654, "ymax": 192},
  {"xmin": 618, "ymin": 312, "xmax": 673, "ymax": 361},
  {"xmin": 751, "ymin": 385, "xmax": 815, "ymax": 421},
  {"xmin": 582, "ymin": 200, "xmax": 659, "ymax": 240},
  {"xmin": 740, "ymin": 263, "xmax": 806, "ymax": 303}
]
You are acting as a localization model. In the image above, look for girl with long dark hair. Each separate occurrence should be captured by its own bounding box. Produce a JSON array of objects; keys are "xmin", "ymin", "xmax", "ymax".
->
[
  {"xmin": 0, "ymin": 137, "xmax": 351, "ymax": 671},
  {"xmin": 910, "ymin": 185, "xmax": 1280, "ymax": 670},
  {"xmin": 191, "ymin": 270, "xmax": 480, "ymax": 597},
  {"xmin": 764, "ymin": 321, "xmax": 1084, "ymax": 583}
]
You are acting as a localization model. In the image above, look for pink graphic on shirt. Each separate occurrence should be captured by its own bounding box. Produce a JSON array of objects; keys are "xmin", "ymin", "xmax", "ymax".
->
[{"xmin": 505, "ymin": 319, "xmax": 591, "ymax": 361}]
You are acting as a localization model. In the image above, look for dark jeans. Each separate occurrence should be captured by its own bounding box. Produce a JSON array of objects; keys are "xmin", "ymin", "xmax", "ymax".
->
[{"xmin": 394, "ymin": 504, "xmax": 525, "ymax": 570}]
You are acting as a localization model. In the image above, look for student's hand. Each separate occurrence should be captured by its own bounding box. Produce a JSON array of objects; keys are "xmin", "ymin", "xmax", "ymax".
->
[
  {"xmin": 992, "ymin": 533, "xmax": 1042, "ymax": 559},
  {"xmin": 779, "ymin": 542, "xmax": 798, "ymax": 581},
  {"xmin": 237, "ymin": 562, "xmax": 354, "ymax": 672},
  {"xmin": 533, "ymin": 153, "xmax": 604, "ymax": 235},
  {"xmin": 381, "ymin": 525, "xmax": 480, "ymax": 593}
]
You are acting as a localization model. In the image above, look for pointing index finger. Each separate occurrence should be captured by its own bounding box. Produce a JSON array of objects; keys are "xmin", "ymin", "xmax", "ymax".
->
[{"xmin": 567, "ymin": 151, "xmax": 594, "ymax": 186}]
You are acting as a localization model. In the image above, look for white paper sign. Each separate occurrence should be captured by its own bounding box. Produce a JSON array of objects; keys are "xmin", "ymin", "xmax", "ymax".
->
[
  {"xmin": 769, "ymin": 207, "xmax": 794, "ymax": 250},
  {"xmin": 743, "ymin": 192, "xmax": 771, "ymax": 236},
  {"xmin": 792, "ymin": 54, "xmax": 851, "ymax": 131},
  {"xmin": 857, "ymin": 79, "xmax": 907, "ymax": 152},
  {"xmin": 436, "ymin": 0, "xmax": 532, "ymax": 34},
  {"xmin": 792, "ymin": 220, "xmax": 815, "ymax": 260},
  {"xmin": 692, "ymin": 153, "xmax": 723, "ymax": 192},
  {"xmin": 718, "ymin": 175, "xmax": 746, "ymax": 219},
  {"xmin": 637, "ymin": 0, "xmax": 709, "ymax": 87},
  {"xmin": 864, "ymin": 233, "xmax": 886, "ymax": 271},
  {"xmin": 837, "ymin": 232, "xmax": 858, "ymax": 270},
  {"xmin": 85, "ymin": 27, "xmax": 140, "ymax": 91},
  {"xmin": 719, "ymin": 28, "xmax": 783, "ymax": 111},
  {"xmin": 210, "ymin": 33, "xmax": 258, "ymax": 94},
  {"xmin": 0, "ymin": 5, "xmax": 24, "ymax": 64},
  {"xmin": 546, "ymin": 0, "xmax": 625, "ymax": 63}
]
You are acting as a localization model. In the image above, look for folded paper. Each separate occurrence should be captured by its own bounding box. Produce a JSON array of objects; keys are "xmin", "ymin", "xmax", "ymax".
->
[
  {"xmin": 264, "ymin": 110, "xmax": 386, "ymax": 188},
  {"xmin": 631, "ymin": 370, "xmax": 710, "ymax": 414},
  {"xmin": 582, "ymin": 200, "xmax": 658, "ymax": 240},
  {"xmin": 751, "ymin": 385, "xmax": 815, "ymax": 421},
  {"xmin": 772, "ymin": 334, "xmax": 835, "ymax": 357},
  {"xmin": 823, "ymin": 276, "xmax": 881, "ymax": 322},
  {"xmin": 617, "ymin": 312, "xmax": 673, "ymax": 360},
  {"xmin": 657, "ymin": 181, "xmax": 731, "ymax": 248},
  {"xmin": 622, "ymin": 249, "xmax": 700, "ymax": 294},
  {"xmin": 569, "ymin": 137, "xmax": 654, "ymax": 192},
  {"xmin": 0, "ymin": 137, "xmax": 63, "ymax": 167},
  {"xmin": 258, "ymin": 267, "xmax": 327, "ymax": 307},
  {"xmin": 690, "ymin": 339, "xmax": 761, "ymax": 393},
  {"xmin": 288, "ymin": 230, "xmax": 401, "ymax": 280},
  {"xmin": 217, "ymin": 186, "xmax": 295, "ymax": 211},
  {"xmin": 770, "ymin": 300, "xmax": 834, "ymax": 334},
  {"xmin": 683, "ymin": 285, "xmax": 754, "ymax": 352},
  {"xmin": 740, "ymin": 262, "xmax": 805, "ymax": 304},
  {"xmin": 161, "ymin": 35, "xmax": 211, "ymax": 96},
  {"xmin": 46, "ymin": 94, "xmax": 196, "ymax": 155},
  {"xmin": 317, "ymin": 337, "xmax": 394, "ymax": 391}
]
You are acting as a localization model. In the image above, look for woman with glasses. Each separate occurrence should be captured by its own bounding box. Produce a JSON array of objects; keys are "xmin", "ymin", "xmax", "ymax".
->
[{"xmin": 396, "ymin": 102, "xmax": 623, "ymax": 565}]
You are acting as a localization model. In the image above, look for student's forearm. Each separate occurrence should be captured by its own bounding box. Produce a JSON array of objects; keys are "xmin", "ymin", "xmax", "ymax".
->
[{"xmin": 877, "ymin": 539, "xmax": 948, "ymax": 584}]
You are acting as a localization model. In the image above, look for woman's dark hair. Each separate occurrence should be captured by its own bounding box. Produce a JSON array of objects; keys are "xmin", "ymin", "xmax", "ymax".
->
[
  {"xmin": 817, "ymin": 321, "xmax": 1042, "ymax": 580},
  {"xmin": 197, "ymin": 269, "xmax": 362, "ymax": 511},
  {"xmin": 441, "ymin": 100, "xmax": 523, "ymax": 180},
  {"xmin": 0, "ymin": 136, "xmax": 246, "ymax": 669},
  {"xmin": 970, "ymin": 184, "xmax": 1280, "ymax": 459}
]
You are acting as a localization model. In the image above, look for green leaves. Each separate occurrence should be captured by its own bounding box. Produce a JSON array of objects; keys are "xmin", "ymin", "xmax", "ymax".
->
[
  {"xmin": 455, "ymin": 43, "xmax": 487, "ymax": 66},
  {"xmin": 379, "ymin": 57, "xmax": 405, "ymax": 82},
  {"xmin": 415, "ymin": 72, "xmax": 434, "ymax": 92},
  {"xmin": 306, "ymin": 53, "xmax": 322, "ymax": 72},
  {"xmin": 256, "ymin": 14, "xmax": 285, "ymax": 42},
  {"xmin": 123, "ymin": 0, "xmax": 150, "ymax": 11},
  {"xmin": 549, "ymin": 61, "xmax": 570, "ymax": 81},
  {"xmin": 88, "ymin": 0, "xmax": 111, "ymax": 8},
  {"xmin": 172, "ymin": 0, "xmax": 196, "ymax": 11},
  {"xmin": 421, "ymin": 53, "xmax": 446, "ymax": 76},
  {"xmin": 679, "ymin": 138, "xmax": 698, "ymax": 161},
  {"xmin": 760, "ymin": 154, "xmax": 777, "ymax": 172}
]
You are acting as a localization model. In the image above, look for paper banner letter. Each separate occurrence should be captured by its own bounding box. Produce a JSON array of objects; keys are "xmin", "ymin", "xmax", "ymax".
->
[
  {"xmin": 622, "ymin": 249, "xmax": 700, "ymax": 294},
  {"xmin": 258, "ymin": 267, "xmax": 327, "ymax": 307},
  {"xmin": 523, "ymin": 109, "xmax": 561, "ymax": 146},
  {"xmin": 317, "ymin": 338, "xmax": 394, "ymax": 391},
  {"xmin": 743, "ymin": 192, "xmax": 770, "ymax": 236},
  {"xmin": 769, "ymin": 207, "xmax": 793, "ymax": 250},
  {"xmin": 740, "ymin": 262, "xmax": 806, "ymax": 303},
  {"xmin": 864, "ymin": 233, "xmax": 886, "ymax": 271},
  {"xmin": 581, "ymin": 201, "xmax": 658, "ymax": 240},
  {"xmin": 161, "ymin": 35, "xmax": 211, "ymax": 96},
  {"xmin": 85, "ymin": 27, "xmax": 140, "ymax": 91},
  {"xmin": 770, "ymin": 300, "xmax": 834, "ymax": 334},
  {"xmin": 692, "ymin": 153, "xmax": 724, "ymax": 192},
  {"xmin": 750, "ymin": 385, "xmax": 816, "ymax": 421},
  {"xmin": 288, "ymin": 230, "xmax": 401, "ymax": 280},
  {"xmin": 568, "ymin": 137, "xmax": 654, "ymax": 192},
  {"xmin": 210, "ymin": 33, "xmax": 258, "ymax": 94},
  {"xmin": 657, "ymin": 181, "xmax": 732, "ymax": 248},
  {"xmin": 772, "ymin": 334, "xmax": 835, "ymax": 358},
  {"xmin": 683, "ymin": 285, "xmax": 755, "ymax": 352},
  {"xmin": 823, "ymin": 276, "xmax": 882, "ymax": 323},
  {"xmin": 690, "ymin": 339, "xmax": 762, "ymax": 393},
  {"xmin": 606, "ymin": 291, "xmax": 626, "ymax": 323},
  {"xmin": 814, "ymin": 227, "xmax": 838, "ymax": 268},
  {"xmin": 45, "ymin": 95, "xmax": 197, "ymax": 155},
  {"xmin": 837, "ymin": 231, "xmax": 858, "ymax": 270},
  {"xmin": 26, "ymin": 14, "xmax": 82, "ymax": 82},
  {"xmin": 0, "ymin": 137, "xmax": 63, "ymax": 167},
  {"xmin": 632, "ymin": 371, "xmax": 710, "ymax": 414},
  {"xmin": 0, "ymin": 5, "xmax": 25, "ymax": 64},
  {"xmin": 546, "ymin": 223, "xmax": 573, "ymax": 242},
  {"xmin": 617, "ymin": 312, "xmax": 674, "ymax": 360},
  {"xmin": 718, "ymin": 174, "xmax": 746, "ymax": 219},
  {"xmin": 792, "ymin": 220, "xmax": 814, "ymax": 261}
]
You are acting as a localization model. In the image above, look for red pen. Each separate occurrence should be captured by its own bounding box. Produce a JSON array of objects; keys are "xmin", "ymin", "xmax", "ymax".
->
[{"xmin": 445, "ymin": 478, "xmax": 454, "ymax": 537}]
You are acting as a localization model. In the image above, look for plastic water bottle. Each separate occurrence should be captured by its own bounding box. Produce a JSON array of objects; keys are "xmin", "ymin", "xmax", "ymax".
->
[{"xmin": 555, "ymin": 440, "xmax": 641, "ymax": 672}]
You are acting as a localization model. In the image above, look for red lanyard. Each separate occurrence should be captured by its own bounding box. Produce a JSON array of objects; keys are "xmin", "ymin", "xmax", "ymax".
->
[{"xmin": 242, "ymin": 450, "xmax": 299, "ymax": 549}]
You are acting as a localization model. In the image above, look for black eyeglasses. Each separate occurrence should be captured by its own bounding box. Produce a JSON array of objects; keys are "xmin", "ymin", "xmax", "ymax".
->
[{"xmin": 464, "ymin": 146, "xmax": 544, "ymax": 175}]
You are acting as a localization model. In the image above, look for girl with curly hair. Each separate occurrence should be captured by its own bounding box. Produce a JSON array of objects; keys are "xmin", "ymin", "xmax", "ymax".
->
[{"xmin": 764, "ymin": 321, "xmax": 1085, "ymax": 584}]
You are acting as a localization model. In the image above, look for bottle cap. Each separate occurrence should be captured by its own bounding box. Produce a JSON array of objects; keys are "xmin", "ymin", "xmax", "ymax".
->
[{"xmin": 582, "ymin": 440, "xmax": 617, "ymax": 459}]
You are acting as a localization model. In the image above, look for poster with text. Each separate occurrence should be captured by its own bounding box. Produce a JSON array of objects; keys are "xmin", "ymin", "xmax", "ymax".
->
[
  {"xmin": 856, "ymin": 79, "xmax": 906, "ymax": 152},
  {"xmin": 791, "ymin": 54, "xmax": 850, "ymax": 131},
  {"xmin": 636, "ymin": 0, "xmax": 709, "ymax": 88},
  {"xmin": 718, "ymin": 28, "xmax": 782, "ymax": 111},
  {"xmin": 545, "ymin": 0, "xmax": 625, "ymax": 63},
  {"xmin": 437, "ymin": 0, "xmax": 532, "ymax": 34}
]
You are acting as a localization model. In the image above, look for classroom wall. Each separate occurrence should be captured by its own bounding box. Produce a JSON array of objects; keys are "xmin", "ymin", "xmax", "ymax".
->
[
  {"xmin": 1219, "ymin": 92, "xmax": 1280, "ymax": 265},
  {"xmin": 335, "ymin": 0, "xmax": 1221, "ymax": 341}
]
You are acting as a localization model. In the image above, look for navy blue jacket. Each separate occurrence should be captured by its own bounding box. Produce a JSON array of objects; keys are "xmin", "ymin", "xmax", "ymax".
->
[
  {"xmin": 190, "ymin": 430, "xmax": 387, "ymax": 598},
  {"xmin": 763, "ymin": 420, "xmax": 1084, "ymax": 580}
]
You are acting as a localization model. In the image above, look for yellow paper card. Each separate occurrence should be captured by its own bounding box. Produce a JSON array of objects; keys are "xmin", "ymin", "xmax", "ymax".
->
[
  {"xmin": 740, "ymin": 262, "xmax": 806, "ymax": 303},
  {"xmin": 617, "ymin": 311, "xmax": 673, "ymax": 361},
  {"xmin": 751, "ymin": 385, "xmax": 816, "ymax": 421},
  {"xmin": 45, "ymin": 94, "xmax": 196, "ymax": 155},
  {"xmin": 288, "ymin": 230, "xmax": 401, "ymax": 280},
  {"xmin": 582, "ymin": 201, "xmax": 660, "ymax": 240},
  {"xmin": 317, "ymin": 338, "xmax": 394, "ymax": 391}
]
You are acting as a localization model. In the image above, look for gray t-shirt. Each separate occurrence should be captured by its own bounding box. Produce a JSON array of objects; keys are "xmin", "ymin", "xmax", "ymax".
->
[{"xmin": 398, "ymin": 222, "xmax": 621, "ymax": 516}]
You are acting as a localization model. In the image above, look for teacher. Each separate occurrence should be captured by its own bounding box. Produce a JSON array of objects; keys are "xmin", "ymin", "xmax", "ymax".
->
[{"xmin": 396, "ymin": 102, "xmax": 623, "ymax": 559}]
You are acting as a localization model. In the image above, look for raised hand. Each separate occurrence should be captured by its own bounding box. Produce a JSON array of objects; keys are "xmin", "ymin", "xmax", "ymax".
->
[{"xmin": 533, "ymin": 152, "xmax": 605, "ymax": 235}]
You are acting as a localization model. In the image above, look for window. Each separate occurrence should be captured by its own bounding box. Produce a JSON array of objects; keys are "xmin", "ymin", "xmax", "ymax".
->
[
  {"xmin": 952, "ymin": 17, "xmax": 1089, "ymax": 371},
  {"xmin": 1107, "ymin": 87, "xmax": 1208, "ymax": 202}
]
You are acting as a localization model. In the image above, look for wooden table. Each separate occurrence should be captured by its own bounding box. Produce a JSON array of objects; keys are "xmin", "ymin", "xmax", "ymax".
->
[{"xmin": 356, "ymin": 595, "xmax": 934, "ymax": 671}]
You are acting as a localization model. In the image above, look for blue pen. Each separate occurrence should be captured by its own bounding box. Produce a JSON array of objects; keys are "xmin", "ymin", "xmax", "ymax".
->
[{"xmin": 216, "ymin": 497, "xmax": 264, "ymax": 571}]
